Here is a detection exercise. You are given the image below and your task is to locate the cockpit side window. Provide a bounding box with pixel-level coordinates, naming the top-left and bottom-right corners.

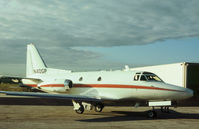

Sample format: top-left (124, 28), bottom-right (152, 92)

top-left (134, 73), bottom-right (141, 81)
top-left (143, 72), bottom-right (163, 82)
top-left (134, 72), bottom-right (163, 82)
top-left (140, 75), bottom-right (147, 81)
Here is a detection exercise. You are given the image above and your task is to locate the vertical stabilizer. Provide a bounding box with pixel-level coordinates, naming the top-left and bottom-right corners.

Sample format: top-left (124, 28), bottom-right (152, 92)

top-left (26, 43), bottom-right (47, 77)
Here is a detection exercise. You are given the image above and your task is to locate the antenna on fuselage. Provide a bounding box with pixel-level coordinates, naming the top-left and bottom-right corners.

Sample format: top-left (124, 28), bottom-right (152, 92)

top-left (124, 65), bottom-right (130, 71)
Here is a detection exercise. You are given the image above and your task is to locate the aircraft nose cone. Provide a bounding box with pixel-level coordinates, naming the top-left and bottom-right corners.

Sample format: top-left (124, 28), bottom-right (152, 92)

top-left (185, 88), bottom-right (194, 98)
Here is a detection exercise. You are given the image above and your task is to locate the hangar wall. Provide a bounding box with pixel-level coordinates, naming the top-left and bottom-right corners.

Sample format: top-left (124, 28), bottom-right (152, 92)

top-left (186, 63), bottom-right (199, 96)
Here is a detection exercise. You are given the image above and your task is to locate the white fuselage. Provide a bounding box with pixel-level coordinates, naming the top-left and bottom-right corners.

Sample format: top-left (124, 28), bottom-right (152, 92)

top-left (23, 68), bottom-right (193, 102)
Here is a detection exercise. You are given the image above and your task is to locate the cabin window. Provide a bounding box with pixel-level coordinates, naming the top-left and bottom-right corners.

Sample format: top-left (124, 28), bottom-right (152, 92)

top-left (79, 77), bottom-right (83, 81)
top-left (97, 77), bottom-right (102, 81)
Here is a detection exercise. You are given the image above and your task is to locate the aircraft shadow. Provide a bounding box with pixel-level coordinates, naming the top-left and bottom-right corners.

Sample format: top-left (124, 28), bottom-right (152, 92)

top-left (77, 109), bottom-right (199, 122)
top-left (0, 97), bottom-right (73, 106)
top-left (1, 97), bottom-right (199, 122)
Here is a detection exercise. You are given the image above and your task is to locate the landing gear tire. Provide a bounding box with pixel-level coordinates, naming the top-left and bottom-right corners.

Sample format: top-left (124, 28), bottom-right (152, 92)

top-left (75, 106), bottom-right (84, 114)
top-left (147, 110), bottom-right (157, 119)
top-left (95, 104), bottom-right (104, 112)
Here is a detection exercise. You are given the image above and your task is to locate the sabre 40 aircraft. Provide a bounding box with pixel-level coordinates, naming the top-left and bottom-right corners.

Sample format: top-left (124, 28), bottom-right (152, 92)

top-left (0, 44), bottom-right (193, 118)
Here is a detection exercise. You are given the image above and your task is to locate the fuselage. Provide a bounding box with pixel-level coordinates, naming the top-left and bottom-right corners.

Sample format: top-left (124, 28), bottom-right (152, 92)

top-left (23, 68), bottom-right (193, 102)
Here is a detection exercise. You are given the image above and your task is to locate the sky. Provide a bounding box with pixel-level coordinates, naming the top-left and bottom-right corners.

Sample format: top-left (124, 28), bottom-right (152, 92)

top-left (0, 0), bottom-right (199, 76)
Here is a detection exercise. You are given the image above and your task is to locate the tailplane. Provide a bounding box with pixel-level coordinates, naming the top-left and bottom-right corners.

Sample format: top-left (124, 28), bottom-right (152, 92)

top-left (26, 43), bottom-right (47, 77)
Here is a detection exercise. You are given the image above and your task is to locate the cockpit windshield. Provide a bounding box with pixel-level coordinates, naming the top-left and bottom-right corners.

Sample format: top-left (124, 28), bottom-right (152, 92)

top-left (134, 72), bottom-right (163, 82)
top-left (143, 72), bottom-right (163, 82)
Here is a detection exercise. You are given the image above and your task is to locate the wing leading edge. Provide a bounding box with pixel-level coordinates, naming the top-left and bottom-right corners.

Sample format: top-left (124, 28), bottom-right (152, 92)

top-left (0, 91), bottom-right (101, 102)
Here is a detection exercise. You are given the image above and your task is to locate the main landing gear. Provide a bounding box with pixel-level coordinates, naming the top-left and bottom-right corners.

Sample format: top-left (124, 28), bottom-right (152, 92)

top-left (75, 105), bottom-right (84, 114)
top-left (72, 100), bottom-right (104, 114)
top-left (94, 104), bottom-right (104, 112)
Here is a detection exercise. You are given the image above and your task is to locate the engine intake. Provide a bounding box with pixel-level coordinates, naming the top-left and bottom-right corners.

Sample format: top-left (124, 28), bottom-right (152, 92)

top-left (64, 79), bottom-right (73, 89)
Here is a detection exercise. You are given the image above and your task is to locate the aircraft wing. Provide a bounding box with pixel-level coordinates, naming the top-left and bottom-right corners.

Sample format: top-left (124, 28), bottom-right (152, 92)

top-left (0, 91), bottom-right (101, 102)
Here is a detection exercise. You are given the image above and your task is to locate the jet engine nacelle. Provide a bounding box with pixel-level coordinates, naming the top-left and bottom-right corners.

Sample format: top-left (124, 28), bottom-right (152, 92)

top-left (21, 78), bottom-right (73, 92)
top-left (37, 79), bottom-right (73, 92)
top-left (64, 79), bottom-right (73, 89)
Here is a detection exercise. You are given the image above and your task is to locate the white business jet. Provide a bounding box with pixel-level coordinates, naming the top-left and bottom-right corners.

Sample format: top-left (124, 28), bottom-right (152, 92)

top-left (0, 44), bottom-right (193, 118)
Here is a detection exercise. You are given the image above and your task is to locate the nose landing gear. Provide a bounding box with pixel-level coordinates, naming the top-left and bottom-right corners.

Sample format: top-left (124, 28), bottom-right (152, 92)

top-left (161, 106), bottom-right (170, 113)
top-left (147, 106), bottom-right (157, 118)
top-left (147, 110), bottom-right (157, 118)
top-left (147, 106), bottom-right (171, 118)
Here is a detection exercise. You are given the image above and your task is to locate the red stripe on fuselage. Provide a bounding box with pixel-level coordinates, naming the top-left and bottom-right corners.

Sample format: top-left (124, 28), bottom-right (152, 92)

top-left (74, 84), bottom-right (184, 92)
top-left (26, 84), bottom-right (65, 88)
top-left (40, 84), bottom-right (64, 87)
top-left (25, 84), bottom-right (184, 92)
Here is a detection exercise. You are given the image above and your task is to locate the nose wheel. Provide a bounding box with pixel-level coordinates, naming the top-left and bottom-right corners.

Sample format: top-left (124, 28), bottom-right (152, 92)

top-left (147, 110), bottom-right (157, 118)
top-left (147, 106), bottom-right (157, 118)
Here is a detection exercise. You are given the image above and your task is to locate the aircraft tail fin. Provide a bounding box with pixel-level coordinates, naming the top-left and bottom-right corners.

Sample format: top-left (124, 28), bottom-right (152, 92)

top-left (26, 43), bottom-right (47, 77)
